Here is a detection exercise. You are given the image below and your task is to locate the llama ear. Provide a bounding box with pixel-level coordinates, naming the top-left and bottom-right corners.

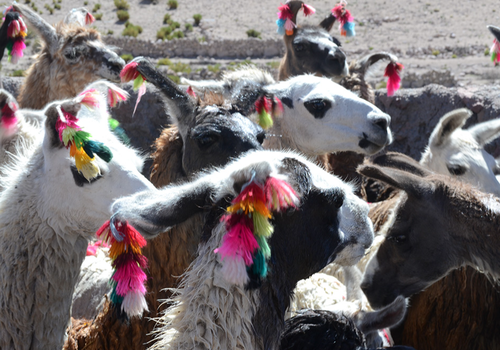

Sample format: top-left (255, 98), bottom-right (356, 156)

top-left (43, 100), bottom-right (82, 149)
top-left (0, 89), bottom-right (19, 111)
top-left (350, 52), bottom-right (398, 75)
top-left (468, 117), bottom-right (500, 146)
top-left (63, 7), bottom-right (91, 26)
top-left (285, 1), bottom-right (306, 35)
top-left (358, 164), bottom-right (432, 199)
top-left (319, 13), bottom-right (337, 32)
top-left (429, 108), bottom-right (472, 147)
top-left (355, 296), bottom-right (407, 335)
top-left (488, 25), bottom-right (500, 42)
top-left (371, 152), bottom-right (432, 177)
top-left (13, 3), bottom-right (59, 55)
top-left (132, 57), bottom-right (197, 131)
top-left (111, 176), bottom-right (216, 239)
top-left (180, 77), bottom-right (226, 95)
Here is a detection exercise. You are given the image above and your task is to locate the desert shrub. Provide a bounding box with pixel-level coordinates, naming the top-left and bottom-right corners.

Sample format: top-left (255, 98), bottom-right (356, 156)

top-left (207, 64), bottom-right (220, 74)
top-left (120, 54), bottom-right (134, 62)
top-left (168, 75), bottom-right (180, 84)
top-left (44, 4), bottom-right (54, 14)
top-left (157, 27), bottom-right (173, 40)
top-left (107, 29), bottom-right (114, 35)
top-left (432, 49), bottom-right (440, 56)
top-left (114, 0), bottom-right (130, 10)
top-left (168, 0), bottom-right (178, 9)
top-left (170, 61), bottom-right (191, 74)
top-left (92, 4), bottom-right (101, 12)
top-left (84, 1), bottom-right (88, 5)
top-left (246, 29), bottom-right (261, 39)
top-left (157, 58), bottom-right (172, 66)
top-left (12, 70), bottom-right (25, 77)
top-left (163, 14), bottom-right (171, 24)
top-left (122, 22), bottom-right (142, 37)
top-left (54, 4), bottom-right (61, 10)
top-left (117, 10), bottom-right (130, 22)
top-left (266, 61), bottom-right (280, 69)
top-left (185, 23), bottom-right (193, 32)
top-left (172, 30), bottom-right (184, 39)
top-left (24, 0), bottom-right (30, 3)
top-left (171, 21), bottom-right (180, 29)
top-left (94, 13), bottom-right (103, 20)
top-left (193, 14), bottom-right (202, 26)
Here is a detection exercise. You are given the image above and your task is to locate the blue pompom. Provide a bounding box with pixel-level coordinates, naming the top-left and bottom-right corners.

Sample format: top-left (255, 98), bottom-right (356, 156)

top-left (276, 19), bottom-right (286, 35)
top-left (343, 21), bottom-right (356, 37)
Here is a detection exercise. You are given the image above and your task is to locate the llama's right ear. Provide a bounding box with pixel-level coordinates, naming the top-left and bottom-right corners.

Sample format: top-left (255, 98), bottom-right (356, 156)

top-left (13, 3), bottom-right (58, 55)
top-left (132, 57), bottom-right (197, 132)
top-left (358, 164), bottom-right (432, 199)
top-left (319, 13), bottom-right (337, 32)
top-left (111, 177), bottom-right (216, 239)
top-left (43, 101), bottom-right (82, 149)
top-left (429, 108), bottom-right (472, 147)
top-left (488, 25), bottom-right (500, 42)
top-left (371, 152), bottom-right (433, 177)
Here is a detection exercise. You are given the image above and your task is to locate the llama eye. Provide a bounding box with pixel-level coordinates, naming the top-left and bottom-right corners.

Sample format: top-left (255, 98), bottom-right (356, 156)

top-left (393, 235), bottom-right (407, 244)
top-left (447, 164), bottom-right (466, 176)
top-left (294, 43), bottom-right (305, 52)
top-left (256, 132), bottom-right (266, 145)
top-left (64, 50), bottom-right (80, 60)
top-left (304, 99), bottom-right (332, 119)
top-left (194, 133), bottom-right (219, 149)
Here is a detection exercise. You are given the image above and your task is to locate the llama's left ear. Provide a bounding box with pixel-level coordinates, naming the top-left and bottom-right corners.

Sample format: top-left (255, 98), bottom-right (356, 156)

top-left (13, 3), bottom-right (58, 55)
top-left (468, 117), bottom-right (500, 146)
top-left (429, 108), bottom-right (472, 147)
top-left (488, 25), bottom-right (500, 42)
top-left (358, 164), bottom-right (432, 199)
top-left (371, 152), bottom-right (433, 177)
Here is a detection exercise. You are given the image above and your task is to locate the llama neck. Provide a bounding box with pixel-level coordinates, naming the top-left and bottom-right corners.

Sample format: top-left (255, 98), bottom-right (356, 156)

top-left (454, 192), bottom-right (500, 278)
top-left (263, 117), bottom-right (299, 152)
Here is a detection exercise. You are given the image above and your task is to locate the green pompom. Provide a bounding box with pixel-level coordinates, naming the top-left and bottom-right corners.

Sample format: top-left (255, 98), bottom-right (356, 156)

top-left (256, 235), bottom-right (271, 259)
top-left (108, 118), bottom-right (120, 130)
top-left (251, 250), bottom-right (268, 278)
top-left (84, 140), bottom-right (113, 162)
top-left (259, 111), bottom-right (273, 129)
top-left (73, 130), bottom-right (92, 148)
top-left (133, 74), bottom-right (144, 91)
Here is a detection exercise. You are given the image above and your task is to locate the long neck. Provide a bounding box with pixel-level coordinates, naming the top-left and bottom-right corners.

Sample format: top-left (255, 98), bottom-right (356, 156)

top-left (0, 203), bottom-right (87, 349)
top-left (453, 192), bottom-right (500, 278)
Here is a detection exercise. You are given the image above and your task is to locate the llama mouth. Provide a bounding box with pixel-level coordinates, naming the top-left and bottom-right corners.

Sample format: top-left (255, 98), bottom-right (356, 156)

top-left (358, 133), bottom-right (387, 154)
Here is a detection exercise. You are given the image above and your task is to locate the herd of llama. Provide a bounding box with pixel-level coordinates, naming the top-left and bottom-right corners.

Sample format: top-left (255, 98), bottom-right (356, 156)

top-left (0, 1), bottom-right (499, 350)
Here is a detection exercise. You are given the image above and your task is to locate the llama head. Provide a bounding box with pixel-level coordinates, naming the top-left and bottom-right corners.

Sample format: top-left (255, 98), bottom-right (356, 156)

top-left (358, 155), bottom-right (481, 308)
top-left (278, 1), bottom-right (348, 81)
top-left (131, 57), bottom-right (265, 174)
top-left (39, 87), bottom-right (153, 236)
top-left (264, 75), bottom-right (392, 156)
top-left (13, 3), bottom-right (124, 95)
top-left (488, 25), bottom-right (500, 42)
top-left (111, 150), bottom-right (373, 283)
top-left (420, 108), bottom-right (500, 196)
top-left (63, 7), bottom-right (94, 26)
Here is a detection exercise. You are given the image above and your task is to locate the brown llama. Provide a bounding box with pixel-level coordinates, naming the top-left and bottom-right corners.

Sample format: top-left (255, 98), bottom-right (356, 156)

top-left (64, 57), bottom-right (266, 350)
top-left (359, 153), bottom-right (500, 350)
top-left (12, 3), bottom-right (124, 109)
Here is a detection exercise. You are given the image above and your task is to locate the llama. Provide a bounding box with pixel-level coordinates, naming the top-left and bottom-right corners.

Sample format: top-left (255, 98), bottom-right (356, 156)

top-left (108, 149), bottom-right (374, 350)
top-left (11, 3), bottom-right (124, 109)
top-left (0, 84), bottom-right (154, 349)
top-left (420, 108), bottom-right (500, 196)
top-left (359, 156), bottom-right (500, 307)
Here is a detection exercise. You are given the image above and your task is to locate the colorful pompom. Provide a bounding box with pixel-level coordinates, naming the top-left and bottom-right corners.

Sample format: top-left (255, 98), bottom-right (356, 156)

top-left (85, 12), bottom-right (95, 25)
top-left (4, 10), bottom-right (27, 64)
top-left (276, 2), bottom-right (315, 36)
top-left (0, 101), bottom-right (18, 136)
top-left (332, 1), bottom-right (356, 37)
top-left (77, 89), bottom-right (100, 110)
top-left (186, 86), bottom-right (197, 98)
top-left (255, 96), bottom-right (274, 129)
top-left (120, 61), bottom-right (147, 116)
top-left (384, 62), bottom-right (404, 96)
top-left (96, 219), bottom-right (149, 317)
top-left (491, 39), bottom-right (500, 65)
top-left (214, 176), bottom-right (299, 286)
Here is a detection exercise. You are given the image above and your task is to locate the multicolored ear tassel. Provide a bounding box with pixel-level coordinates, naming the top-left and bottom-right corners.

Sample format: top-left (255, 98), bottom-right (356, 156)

top-left (276, 2), bottom-right (315, 36)
top-left (331, 0), bottom-right (355, 37)
top-left (96, 219), bottom-right (148, 317)
top-left (186, 86), bottom-right (197, 98)
top-left (0, 100), bottom-right (18, 136)
top-left (3, 7), bottom-right (27, 64)
top-left (384, 62), bottom-right (404, 96)
top-left (214, 176), bottom-right (299, 286)
top-left (55, 105), bottom-right (113, 181)
top-left (491, 39), bottom-right (500, 65)
top-left (255, 95), bottom-right (284, 129)
top-left (120, 61), bottom-right (147, 116)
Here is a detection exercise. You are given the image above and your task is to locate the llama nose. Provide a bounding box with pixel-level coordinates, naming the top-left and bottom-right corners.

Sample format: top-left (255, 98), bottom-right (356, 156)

top-left (327, 49), bottom-right (346, 65)
top-left (372, 115), bottom-right (389, 131)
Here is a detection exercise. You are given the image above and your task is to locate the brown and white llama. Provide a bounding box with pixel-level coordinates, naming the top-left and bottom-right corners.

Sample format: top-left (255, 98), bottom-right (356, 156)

top-left (11, 3), bottom-right (124, 109)
top-left (359, 154), bottom-right (500, 350)
top-left (109, 149), bottom-right (374, 350)
top-left (0, 88), bottom-right (154, 349)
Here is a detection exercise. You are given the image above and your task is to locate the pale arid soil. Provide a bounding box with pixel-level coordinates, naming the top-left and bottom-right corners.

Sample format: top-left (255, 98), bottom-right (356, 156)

top-left (1, 0), bottom-right (500, 86)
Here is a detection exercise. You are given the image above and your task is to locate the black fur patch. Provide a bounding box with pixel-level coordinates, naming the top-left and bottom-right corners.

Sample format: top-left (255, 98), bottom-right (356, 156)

top-left (70, 166), bottom-right (102, 187)
top-left (280, 97), bottom-right (294, 109)
top-left (280, 157), bottom-right (312, 195)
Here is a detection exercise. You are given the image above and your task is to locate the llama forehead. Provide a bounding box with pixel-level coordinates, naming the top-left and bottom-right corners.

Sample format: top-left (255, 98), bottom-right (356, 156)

top-left (298, 32), bottom-right (339, 53)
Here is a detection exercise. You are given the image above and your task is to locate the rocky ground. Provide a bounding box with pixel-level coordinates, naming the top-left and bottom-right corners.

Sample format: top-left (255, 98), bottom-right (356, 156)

top-left (1, 0), bottom-right (500, 87)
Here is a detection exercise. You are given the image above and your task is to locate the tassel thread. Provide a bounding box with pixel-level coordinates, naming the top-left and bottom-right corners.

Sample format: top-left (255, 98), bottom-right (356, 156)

top-left (331, 1), bottom-right (355, 37)
top-left (491, 39), bottom-right (500, 65)
top-left (384, 62), bottom-right (404, 96)
top-left (276, 2), bottom-right (315, 36)
top-left (120, 61), bottom-right (147, 116)
top-left (3, 8), bottom-right (28, 64)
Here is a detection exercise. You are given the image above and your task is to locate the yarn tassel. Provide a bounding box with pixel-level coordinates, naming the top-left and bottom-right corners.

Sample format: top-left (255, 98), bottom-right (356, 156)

top-left (10, 39), bottom-right (25, 64)
top-left (120, 62), bottom-right (147, 117)
top-left (302, 3), bottom-right (316, 16)
top-left (107, 84), bottom-right (129, 107)
top-left (109, 118), bottom-right (131, 145)
top-left (384, 62), bottom-right (404, 96)
top-left (83, 140), bottom-right (113, 162)
top-left (332, 1), bottom-right (356, 37)
top-left (491, 39), bottom-right (500, 64)
top-left (186, 86), bottom-right (196, 98)
top-left (255, 96), bottom-right (274, 129)
top-left (85, 12), bottom-right (95, 25)
top-left (6, 15), bottom-right (27, 64)
top-left (95, 219), bottom-right (149, 317)
top-left (1, 101), bottom-right (18, 135)
top-left (77, 88), bottom-right (100, 110)
top-left (215, 214), bottom-right (258, 266)
top-left (265, 177), bottom-right (299, 211)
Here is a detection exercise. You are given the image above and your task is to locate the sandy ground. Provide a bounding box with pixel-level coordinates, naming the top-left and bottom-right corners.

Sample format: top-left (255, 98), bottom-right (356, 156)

top-left (1, 0), bottom-right (500, 85)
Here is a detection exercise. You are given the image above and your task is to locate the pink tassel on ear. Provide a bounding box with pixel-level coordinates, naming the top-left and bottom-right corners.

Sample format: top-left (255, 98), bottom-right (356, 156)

top-left (302, 3), bottom-right (316, 16)
top-left (491, 39), bottom-right (500, 65)
top-left (107, 85), bottom-right (129, 107)
top-left (78, 88), bottom-right (100, 109)
top-left (10, 40), bottom-right (25, 64)
top-left (1, 101), bottom-right (18, 135)
top-left (215, 215), bottom-right (259, 266)
top-left (272, 97), bottom-right (284, 117)
top-left (384, 62), bottom-right (404, 96)
top-left (86, 240), bottom-right (110, 256)
top-left (265, 177), bottom-right (299, 211)
top-left (120, 62), bottom-right (140, 83)
top-left (85, 12), bottom-right (95, 25)
top-left (186, 86), bottom-right (196, 98)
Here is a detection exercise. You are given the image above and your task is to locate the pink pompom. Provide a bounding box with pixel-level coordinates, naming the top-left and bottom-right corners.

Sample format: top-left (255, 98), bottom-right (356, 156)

top-left (284, 18), bottom-right (296, 32)
top-left (186, 86), bottom-right (196, 98)
top-left (384, 62), bottom-right (404, 96)
top-left (215, 215), bottom-right (258, 266)
top-left (78, 88), bottom-right (100, 109)
top-left (113, 258), bottom-right (148, 296)
top-left (120, 61), bottom-right (140, 83)
top-left (1, 101), bottom-right (18, 135)
top-left (265, 177), bottom-right (299, 211)
top-left (85, 12), bottom-right (95, 25)
top-left (302, 3), bottom-right (316, 16)
top-left (10, 40), bottom-right (25, 64)
top-left (107, 84), bottom-right (129, 107)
